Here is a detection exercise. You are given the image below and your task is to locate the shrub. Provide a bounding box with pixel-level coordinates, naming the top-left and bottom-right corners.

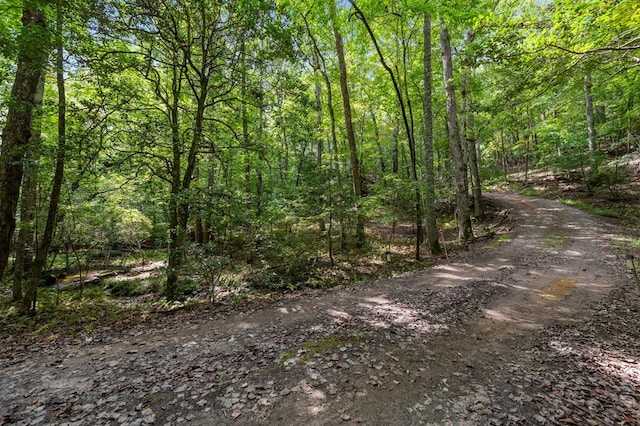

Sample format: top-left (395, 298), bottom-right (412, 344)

top-left (104, 278), bottom-right (154, 297)
top-left (177, 277), bottom-right (199, 296)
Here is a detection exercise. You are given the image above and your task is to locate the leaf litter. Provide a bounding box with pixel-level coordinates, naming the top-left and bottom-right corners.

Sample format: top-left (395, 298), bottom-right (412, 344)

top-left (1, 193), bottom-right (639, 425)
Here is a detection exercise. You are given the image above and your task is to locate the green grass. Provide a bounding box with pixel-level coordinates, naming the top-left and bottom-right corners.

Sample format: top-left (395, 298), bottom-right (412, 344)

top-left (120, 249), bottom-right (167, 268)
top-left (486, 232), bottom-right (514, 248)
top-left (519, 188), bottom-right (538, 197)
top-left (559, 198), bottom-right (619, 218)
top-left (613, 237), bottom-right (640, 252)
top-left (498, 232), bottom-right (515, 242)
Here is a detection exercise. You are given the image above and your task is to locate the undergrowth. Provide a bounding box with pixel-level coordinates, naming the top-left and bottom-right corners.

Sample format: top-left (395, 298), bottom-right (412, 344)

top-left (0, 199), bottom-right (567, 342)
top-left (0, 286), bottom-right (144, 338)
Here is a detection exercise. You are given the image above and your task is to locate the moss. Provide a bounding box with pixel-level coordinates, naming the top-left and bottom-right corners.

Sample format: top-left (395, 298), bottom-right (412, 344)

top-left (281, 332), bottom-right (363, 365)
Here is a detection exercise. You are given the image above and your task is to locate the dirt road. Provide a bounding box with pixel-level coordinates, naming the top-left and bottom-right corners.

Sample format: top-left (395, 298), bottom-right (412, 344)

top-left (1, 193), bottom-right (639, 425)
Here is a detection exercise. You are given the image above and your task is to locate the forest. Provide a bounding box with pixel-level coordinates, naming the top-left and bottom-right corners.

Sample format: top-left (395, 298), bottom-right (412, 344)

top-left (1, 0), bottom-right (639, 324)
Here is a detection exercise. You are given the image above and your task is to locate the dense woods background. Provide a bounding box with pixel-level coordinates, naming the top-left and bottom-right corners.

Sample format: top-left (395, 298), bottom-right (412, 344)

top-left (1, 0), bottom-right (639, 319)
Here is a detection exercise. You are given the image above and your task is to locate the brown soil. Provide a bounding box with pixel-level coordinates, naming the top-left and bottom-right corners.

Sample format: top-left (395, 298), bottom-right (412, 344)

top-left (1, 192), bottom-right (639, 425)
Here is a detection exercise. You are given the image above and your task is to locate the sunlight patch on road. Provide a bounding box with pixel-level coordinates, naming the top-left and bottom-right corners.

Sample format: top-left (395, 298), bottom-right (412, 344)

top-left (326, 308), bottom-right (352, 322)
top-left (431, 264), bottom-right (496, 284)
top-left (483, 308), bottom-right (542, 328)
top-left (357, 298), bottom-right (447, 333)
top-left (539, 278), bottom-right (576, 300)
top-left (549, 340), bottom-right (640, 386)
top-left (278, 305), bottom-right (306, 314)
top-left (598, 354), bottom-right (640, 384)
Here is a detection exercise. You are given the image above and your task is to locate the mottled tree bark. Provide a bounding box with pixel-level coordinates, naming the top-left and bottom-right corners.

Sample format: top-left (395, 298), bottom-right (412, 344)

top-left (23, 0), bottom-right (66, 314)
top-left (13, 73), bottom-right (45, 301)
top-left (0, 4), bottom-right (48, 282)
top-left (333, 21), bottom-right (365, 248)
top-left (422, 14), bottom-right (441, 255)
top-left (461, 30), bottom-right (483, 218)
top-left (584, 73), bottom-right (596, 155)
top-left (440, 23), bottom-right (473, 241)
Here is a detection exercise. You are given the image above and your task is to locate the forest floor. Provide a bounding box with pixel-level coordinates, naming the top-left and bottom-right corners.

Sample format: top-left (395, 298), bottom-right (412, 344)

top-left (2, 191), bottom-right (640, 425)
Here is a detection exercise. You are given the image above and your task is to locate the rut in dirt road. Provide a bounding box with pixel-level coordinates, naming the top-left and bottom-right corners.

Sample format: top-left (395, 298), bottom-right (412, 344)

top-left (1, 193), bottom-right (638, 426)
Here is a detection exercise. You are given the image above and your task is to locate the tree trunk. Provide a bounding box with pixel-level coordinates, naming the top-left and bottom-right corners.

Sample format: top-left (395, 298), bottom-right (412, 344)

top-left (584, 73), bottom-right (596, 155)
top-left (392, 122), bottom-right (399, 174)
top-left (165, 65), bottom-right (183, 301)
top-left (0, 5), bottom-right (48, 282)
top-left (280, 96), bottom-right (289, 182)
top-left (256, 103), bottom-right (265, 217)
top-left (370, 109), bottom-right (386, 174)
top-left (422, 13), bottom-right (441, 255)
top-left (203, 166), bottom-right (215, 245)
top-left (166, 191), bottom-right (182, 300)
top-left (461, 37), bottom-right (483, 218)
top-left (440, 23), bottom-right (472, 241)
top-left (241, 40), bottom-right (251, 194)
top-left (333, 20), bottom-right (365, 248)
top-left (314, 76), bottom-right (326, 232)
top-left (23, 1), bottom-right (65, 314)
top-left (194, 216), bottom-right (203, 244)
top-left (13, 73), bottom-right (45, 301)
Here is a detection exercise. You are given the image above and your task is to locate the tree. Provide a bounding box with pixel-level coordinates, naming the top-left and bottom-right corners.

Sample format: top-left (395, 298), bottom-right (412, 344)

top-left (23, 0), bottom-right (68, 314)
top-left (302, 9), bottom-right (348, 257)
top-left (461, 29), bottom-right (483, 218)
top-left (422, 12), bottom-right (441, 255)
top-left (12, 73), bottom-right (44, 301)
top-left (584, 72), bottom-right (596, 155)
top-left (332, 4), bottom-right (365, 248)
top-left (104, 0), bottom-right (274, 299)
top-left (440, 22), bottom-right (472, 241)
top-left (0, 2), bottom-right (49, 281)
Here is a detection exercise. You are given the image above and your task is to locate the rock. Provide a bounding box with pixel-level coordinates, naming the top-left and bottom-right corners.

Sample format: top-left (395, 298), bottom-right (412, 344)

top-left (280, 388), bottom-right (291, 396)
top-left (328, 383), bottom-right (338, 395)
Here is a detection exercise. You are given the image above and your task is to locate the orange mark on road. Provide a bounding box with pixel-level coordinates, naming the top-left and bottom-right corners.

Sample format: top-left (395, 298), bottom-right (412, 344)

top-left (539, 278), bottom-right (577, 300)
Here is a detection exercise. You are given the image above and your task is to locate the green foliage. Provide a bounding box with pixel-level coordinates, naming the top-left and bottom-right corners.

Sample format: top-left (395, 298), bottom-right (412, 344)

top-left (0, 286), bottom-right (135, 337)
top-left (114, 208), bottom-right (153, 248)
top-left (244, 228), bottom-right (321, 291)
top-left (3, 0), bottom-right (638, 322)
top-left (177, 278), bottom-right (199, 297)
top-left (184, 243), bottom-right (242, 302)
top-left (58, 198), bottom-right (153, 251)
top-left (104, 277), bottom-right (160, 297)
top-left (613, 237), bottom-right (640, 252)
